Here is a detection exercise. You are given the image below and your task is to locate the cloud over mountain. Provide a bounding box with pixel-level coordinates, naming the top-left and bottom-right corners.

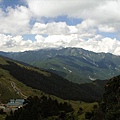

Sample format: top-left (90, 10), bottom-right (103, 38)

top-left (1, 33), bottom-right (120, 55)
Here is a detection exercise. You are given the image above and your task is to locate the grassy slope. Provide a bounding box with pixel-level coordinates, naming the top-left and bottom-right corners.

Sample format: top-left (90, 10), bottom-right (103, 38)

top-left (0, 115), bottom-right (6, 120)
top-left (0, 56), bottom-right (45, 102)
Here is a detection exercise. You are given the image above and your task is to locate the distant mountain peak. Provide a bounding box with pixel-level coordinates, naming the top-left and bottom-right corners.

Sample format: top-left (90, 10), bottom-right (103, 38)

top-left (0, 47), bottom-right (120, 84)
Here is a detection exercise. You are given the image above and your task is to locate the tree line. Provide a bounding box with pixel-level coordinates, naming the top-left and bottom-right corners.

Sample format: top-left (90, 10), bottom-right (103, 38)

top-left (5, 95), bottom-right (75, 120)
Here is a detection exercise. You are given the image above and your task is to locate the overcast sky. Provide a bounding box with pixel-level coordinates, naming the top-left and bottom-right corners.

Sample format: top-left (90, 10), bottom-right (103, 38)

top-left (0, 0), bottom-right (120, 55)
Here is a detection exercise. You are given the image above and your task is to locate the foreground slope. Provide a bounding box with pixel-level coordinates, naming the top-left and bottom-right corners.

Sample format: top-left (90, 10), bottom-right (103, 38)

top-left (0, 56), bottom-right (107, 102)
top-left (90, 75), bottom-right (120, 120)
top-left (101, 75), bottom-right (120, 120)
top-left (1, 47), bottom-right (120, 84)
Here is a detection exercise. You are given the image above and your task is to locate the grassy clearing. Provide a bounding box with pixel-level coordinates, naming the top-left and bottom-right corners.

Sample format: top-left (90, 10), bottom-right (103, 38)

top-left (0, 57), bottom-right (9, 65)
top-left (69, 100), bottom-right (98, 120)
top-left (0, 115), bottom-right (6, 120)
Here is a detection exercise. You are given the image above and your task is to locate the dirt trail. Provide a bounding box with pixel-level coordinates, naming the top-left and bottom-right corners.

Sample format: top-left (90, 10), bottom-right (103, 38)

top-left (11, 82), bottom-right (27, 98)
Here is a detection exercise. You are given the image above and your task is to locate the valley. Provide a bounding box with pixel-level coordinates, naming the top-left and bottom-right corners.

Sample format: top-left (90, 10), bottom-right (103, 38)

top-left (0, 55), bottom-right (107, 102)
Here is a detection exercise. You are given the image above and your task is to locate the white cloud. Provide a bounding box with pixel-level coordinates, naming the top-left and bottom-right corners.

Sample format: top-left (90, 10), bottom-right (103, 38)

top-left (35, 34), bottom-right (45, 43)
top-left (0, 0), bottom-right (120, 35)
top-left (0, 34), bottom-right (33, 52)
top-left (79, 37), bottom-right (119, 54)
top-left (68, 26), bottom-right (78, 34)
top-left (0, 6), bottom-right (31, 35)
top-left (82, 0), bottom-right (120, 31)
top-left (76, 19), bottom-right (97, 38)
top-left (34, 34), bottom-right (120, 55)
top-left (26, 0), bottom-right (101, 18)
top-left (98, 25), bottom-right (116, 33)
top-left (31, 22), bottom-right (69, 35)
top-left (26, 0), bottom-right (120, 33)
top-left (76, 19), bottom-right (96, 30)
top-left (1, 33), bottom-right (120, 55)
top-left (26, 0), bottom-right (120, 21)
top-left (31, 20), bottom-right (97, 38)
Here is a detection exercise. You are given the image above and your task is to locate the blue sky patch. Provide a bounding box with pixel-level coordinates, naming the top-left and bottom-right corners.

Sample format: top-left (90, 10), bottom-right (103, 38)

top-left (0, 0), bottom-right (26, 9)
top-left (40, 16), bottom-right (83, 26)
top-left (23, 34), bottom-right (36, 41)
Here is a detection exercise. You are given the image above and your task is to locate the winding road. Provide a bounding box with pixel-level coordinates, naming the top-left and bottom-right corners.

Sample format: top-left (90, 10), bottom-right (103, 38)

top-left (11, 82), bottom-right (27, 98)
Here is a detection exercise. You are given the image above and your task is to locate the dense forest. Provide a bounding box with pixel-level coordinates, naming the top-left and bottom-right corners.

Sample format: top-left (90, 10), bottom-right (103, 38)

top-left (100, 76), bottom-right (120, 120)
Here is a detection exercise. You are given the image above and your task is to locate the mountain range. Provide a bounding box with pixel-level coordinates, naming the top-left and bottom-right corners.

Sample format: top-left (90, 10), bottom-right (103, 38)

top-left (1, 47), bottom-right (120, 84)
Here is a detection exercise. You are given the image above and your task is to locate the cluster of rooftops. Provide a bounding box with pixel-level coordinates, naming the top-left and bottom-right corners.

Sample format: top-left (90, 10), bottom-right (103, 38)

top-left (6, 99), bottom-right (24, 108)
top-left (0, 99), bottom-right (25, 112)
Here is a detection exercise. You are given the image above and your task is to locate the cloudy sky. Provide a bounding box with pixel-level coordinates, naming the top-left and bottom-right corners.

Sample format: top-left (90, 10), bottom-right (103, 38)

top-left (0, 0), bottom-right (120, 55)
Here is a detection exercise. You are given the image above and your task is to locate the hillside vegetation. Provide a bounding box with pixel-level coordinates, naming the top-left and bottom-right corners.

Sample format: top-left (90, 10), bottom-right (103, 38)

top-left (0, 55), bottom-right (119, 120)
top-left (82, 76), bottom-right (120, 120)
top-left (1, 72), bottom-right (119, 120)
top-left (5, 95), bottom-right (74, 120)
top-left (100, 76), bottom-right (120, 120)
